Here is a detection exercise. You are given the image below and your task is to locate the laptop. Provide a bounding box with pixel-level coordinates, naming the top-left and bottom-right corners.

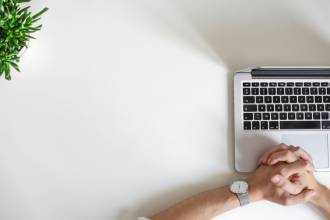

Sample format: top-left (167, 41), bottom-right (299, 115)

top-left (234, 67), bottom-right (330, 172)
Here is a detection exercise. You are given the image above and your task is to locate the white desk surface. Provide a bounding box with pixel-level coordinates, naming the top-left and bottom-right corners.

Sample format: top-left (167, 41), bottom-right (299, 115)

top-left (1, 0), bottom-right (330, 219)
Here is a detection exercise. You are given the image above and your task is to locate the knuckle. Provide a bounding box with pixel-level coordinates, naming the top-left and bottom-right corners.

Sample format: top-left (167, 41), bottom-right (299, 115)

top-left (284, 150), bottom-right (291, 157)
top-left (279, 143), bottom-right (288, 149)
top-left (279, 167), bottom-right (287, 175)
top-left (301, 160), bottom-right (309, 168)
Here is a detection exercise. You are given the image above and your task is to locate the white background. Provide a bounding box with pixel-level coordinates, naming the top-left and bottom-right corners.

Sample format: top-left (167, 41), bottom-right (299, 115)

top-left (1, 0), bottom-right (330, 219)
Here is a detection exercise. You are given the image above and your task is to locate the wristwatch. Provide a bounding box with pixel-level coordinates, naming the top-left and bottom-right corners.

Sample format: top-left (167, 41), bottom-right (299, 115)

top-left (229, 179), bottom-right (250, 206)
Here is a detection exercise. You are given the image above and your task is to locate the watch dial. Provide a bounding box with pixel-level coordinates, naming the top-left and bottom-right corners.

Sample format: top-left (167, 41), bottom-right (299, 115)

top-left (230, 181), bottom-right (248, 193)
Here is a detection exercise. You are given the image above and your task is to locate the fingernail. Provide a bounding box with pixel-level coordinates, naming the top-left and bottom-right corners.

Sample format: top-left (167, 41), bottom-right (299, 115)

top-left (271, 175), bottom-right (281, 183)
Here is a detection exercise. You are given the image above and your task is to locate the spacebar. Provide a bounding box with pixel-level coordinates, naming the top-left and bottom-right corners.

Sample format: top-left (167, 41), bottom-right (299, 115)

top-left (280, 121), bottom-right (320, 129)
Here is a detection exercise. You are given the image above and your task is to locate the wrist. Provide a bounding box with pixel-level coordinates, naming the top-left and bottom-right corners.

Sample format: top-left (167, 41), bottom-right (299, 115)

top-left (310, 183), bottom-right (328, 206)
top-left (247, 175), bottom-right (264, 202)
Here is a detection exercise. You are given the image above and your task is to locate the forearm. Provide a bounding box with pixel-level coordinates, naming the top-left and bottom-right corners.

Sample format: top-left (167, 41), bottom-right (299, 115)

top-left (149, 186), bottom-right (239, 220)
top-left (311, 184), bottom-right (330, 218)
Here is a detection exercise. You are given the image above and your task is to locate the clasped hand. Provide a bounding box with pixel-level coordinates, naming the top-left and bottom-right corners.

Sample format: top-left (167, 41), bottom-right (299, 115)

top-left (248, 144), bottom-right (320, 206)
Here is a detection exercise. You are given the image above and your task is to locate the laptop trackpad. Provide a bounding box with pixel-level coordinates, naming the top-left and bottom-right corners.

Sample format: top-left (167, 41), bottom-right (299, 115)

top-left (281, 134), bottom-right (329, 169)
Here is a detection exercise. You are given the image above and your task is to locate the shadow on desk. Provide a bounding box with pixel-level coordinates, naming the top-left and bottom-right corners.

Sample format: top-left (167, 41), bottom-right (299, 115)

top-left (118, 0), bottom-right (330, 219)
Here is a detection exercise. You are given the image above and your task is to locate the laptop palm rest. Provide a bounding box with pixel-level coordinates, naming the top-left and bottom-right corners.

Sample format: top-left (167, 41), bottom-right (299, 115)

top-left (281, 134), bottom-right (329, 169)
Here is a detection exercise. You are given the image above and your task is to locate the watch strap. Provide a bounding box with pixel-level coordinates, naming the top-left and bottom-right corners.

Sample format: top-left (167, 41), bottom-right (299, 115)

top-left (237, 192), bottom-right (250, 206)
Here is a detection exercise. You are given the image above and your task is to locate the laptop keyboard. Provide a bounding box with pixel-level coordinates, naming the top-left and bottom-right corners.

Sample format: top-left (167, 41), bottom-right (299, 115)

top-left (242, 81), bottom-right (330, 130)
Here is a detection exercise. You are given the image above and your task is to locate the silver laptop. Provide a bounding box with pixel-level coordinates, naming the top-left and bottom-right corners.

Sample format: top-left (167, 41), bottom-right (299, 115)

top-left (234, 67), bottom-right (330, 172)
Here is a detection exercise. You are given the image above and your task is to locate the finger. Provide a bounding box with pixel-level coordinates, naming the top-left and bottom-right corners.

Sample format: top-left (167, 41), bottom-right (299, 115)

top-left (282, 189), bottom-right (316, 206)
top-left (258, 143), bottom-right (288, 165)
top-left (267, 147), bottom-right (315, 170)
top-left (290, 146), bottom-right (314, 166)
top-left (277, 159), bottom-right (314, 178)
top-left (271, 174), bottom-right (304, 195)
top-left (267, 149), bottom-right (299, 165)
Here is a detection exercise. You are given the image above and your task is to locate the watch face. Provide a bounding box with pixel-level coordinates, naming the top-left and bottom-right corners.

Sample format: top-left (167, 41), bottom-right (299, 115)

top-left (230, 180), bottom-right (248, 194)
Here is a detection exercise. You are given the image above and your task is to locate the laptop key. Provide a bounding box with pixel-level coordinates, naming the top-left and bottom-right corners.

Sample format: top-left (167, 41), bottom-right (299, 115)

top-left (243, 105), bottom-right (257, 112)
top-left (243, 88), bottom-right (250, 95)
top-left (292, 104), bottom-right (299, 111)
top-left (298, 96), bottom-right (305, 103)
top-left (294, 88), bottom-right (301, 95)
top-left (263, 113), bottom-right (270, 120)
top-left (258, 104), bottom-right (266, 112)
top-left (268, 88), bottom-right (276, 95)
top-left (260, 82), bottom-right (268, 87)
top-left (252, 88), bottom-right (259, 95)
top-left (244, 121), bottom-right (251, 130)
top-left (278, 82), bottom-right (285, 86)
top-left (304, 82), bottom-right (311, 86)
top-left (319, 88), bottom-right (326, 95)
top-left (254, 113), bottom-right (261, 120)
top-left (243, 96), bottom-right (255, 103)
top-left (269, 121), bottom-right (279, 129)
top-left (296, 112), bottom-right (304, 120)
top-left (260, 88), bottom-right (267, 95)
top-left (323, 96), bottom-right (330, 103)
top-left (290, 96), bottom-right (297, 103)
top-left (256, 96), bottom-right (263, 103)
top-left (288, 113), bottom-right (295, 120)
top-left (295, 82), bottom-right (303, 87)
top-left (315, 96), bottom-right (322, 103)
top-left (280, 121), bottom-right (320, 129)
top-left (327, 88), bottom-right (330, 94)
top-left (269, 82), bottom-right (277, 87)
top-left (267, 104), bottom-right (274, 112)
top-left (287, 82), bottom-right (294, 86)
top-left (306, 96), bottom-right (314, 103)
top-left (275, 104), bottom-right (282, 111)
top-left (309, 104), bottom-right (316, 111)
top-left (273, 96), bottom-right (280, 103)
top-left (252, 82), bottom-right (259, 87)
top-left (302, 88), bottom-right (309, 95)
top-left (280, 113), bottom-right (287, 120)
top-left (244, 113), bottom-right (253, 120)
top-left (281, 96), bottom-right (289, 103)
top-left (317, 104), bottom-right (324, 111)
top-left (311, 88), bottom-right (318, 95)
top-left (322, 121), bottom-right (330, 129)
top-left (243, 82), bottom-right (251, 87)
top-left (284, 104), bottom-right (291, 111)
top-left (313, 112), bottom-right (320, 119)
top-left (321, 82), bottom-right (328, 87)
top-left (285, 88), bottom-right (293, 95)
top-left (322, 112), bottom-right (329, 120)
top-left (271, 113), bottom-right (278, 120)
top-left (313, 82), bottom-right (320, 86)
top-left (277, 88), bottom-right (284, 95)
top-left (305, 112), bottom-right (312, 120)
top-left (301, 104), bottom-right (308, 111)
top-left (261, 121), bottom-right (268, 129)
top-left (326, 104), bottom-right (330, 111)
top-left (252, 121), bottom-right (260, 130)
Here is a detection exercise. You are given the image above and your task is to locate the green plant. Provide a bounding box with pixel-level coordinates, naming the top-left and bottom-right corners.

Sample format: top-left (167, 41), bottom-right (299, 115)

top-left (0, 0), bottom-right (48, 80)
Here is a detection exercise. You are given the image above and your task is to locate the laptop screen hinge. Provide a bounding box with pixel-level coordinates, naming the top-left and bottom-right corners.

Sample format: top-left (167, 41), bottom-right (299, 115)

top-left (251, 68), bottom-right (330, 78)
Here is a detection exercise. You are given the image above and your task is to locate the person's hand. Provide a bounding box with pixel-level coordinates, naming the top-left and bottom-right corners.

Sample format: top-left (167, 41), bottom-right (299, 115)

top-left (258, 143), bottom-right (313, 166)
top-left (257, 144), bottom-right (323, 205)
top-left (247, 162), bottom-right (316, 205)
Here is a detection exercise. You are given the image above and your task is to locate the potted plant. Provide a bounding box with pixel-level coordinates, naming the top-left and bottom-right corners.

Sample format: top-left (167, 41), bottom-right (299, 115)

top-left (0, 0), bottom-right (48, 80)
